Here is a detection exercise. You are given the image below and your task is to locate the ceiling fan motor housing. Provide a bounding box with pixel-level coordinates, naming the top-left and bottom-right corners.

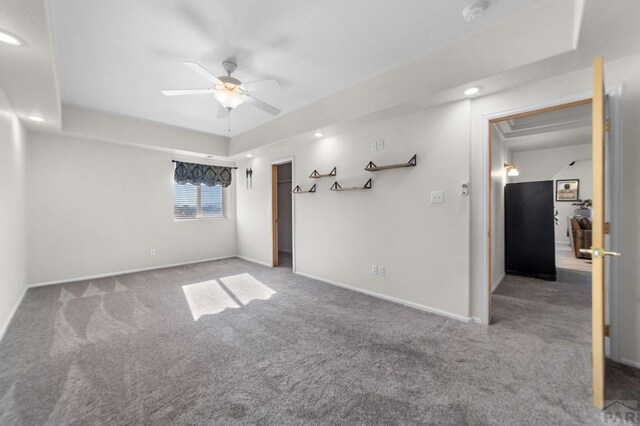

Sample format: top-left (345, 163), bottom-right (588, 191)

top-left (222, 60), bottom-right (238, 75)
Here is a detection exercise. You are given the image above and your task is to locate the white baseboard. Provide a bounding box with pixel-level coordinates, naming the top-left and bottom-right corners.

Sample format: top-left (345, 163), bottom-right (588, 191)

top-left (27, 255), bottom-right (236, 288)
top-left (471, 317), bottom-right (483, 324)
top-left (236, 256), bottom-right (273, 268)
top-left (295, 271), bottom-right (471, 323)
top-left (620, 358), bottom-right (640, 370)
top-left (0, 285), bottom-right (29, 342)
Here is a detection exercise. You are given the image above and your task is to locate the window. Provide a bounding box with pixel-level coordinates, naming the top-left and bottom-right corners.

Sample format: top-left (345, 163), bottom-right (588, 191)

top-left (174, 182), bottom-right (223, 219)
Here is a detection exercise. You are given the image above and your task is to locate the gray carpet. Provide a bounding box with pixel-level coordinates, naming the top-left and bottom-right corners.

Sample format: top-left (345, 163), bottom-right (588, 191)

top-left (0, 260), bottom-right (638, 424)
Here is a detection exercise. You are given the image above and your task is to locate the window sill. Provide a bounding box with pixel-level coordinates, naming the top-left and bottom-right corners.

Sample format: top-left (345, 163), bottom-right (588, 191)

top-left (173, 216), bottom-right (227, 222)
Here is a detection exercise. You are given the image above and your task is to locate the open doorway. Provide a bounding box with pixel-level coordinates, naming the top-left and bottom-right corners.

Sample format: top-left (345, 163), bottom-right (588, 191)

top-left (492, 100), bottom-right (594, 282)
top-left (484, 82), bottom-right (626, 408)
top-left (271, 161), bottom-right (293, 269)
top-left (488, 99), bottom-right (595, 328)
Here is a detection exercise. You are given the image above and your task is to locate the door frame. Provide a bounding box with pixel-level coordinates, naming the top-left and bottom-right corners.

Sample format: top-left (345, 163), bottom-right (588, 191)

top-left (270, 156), bottom-right (296, 271)
top-left (481, 86), bottom-right (623, 362)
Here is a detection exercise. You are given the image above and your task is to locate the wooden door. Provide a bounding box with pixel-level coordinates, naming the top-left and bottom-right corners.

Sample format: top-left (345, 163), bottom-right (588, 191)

top-left (583, 56), bottom-right (620, 409)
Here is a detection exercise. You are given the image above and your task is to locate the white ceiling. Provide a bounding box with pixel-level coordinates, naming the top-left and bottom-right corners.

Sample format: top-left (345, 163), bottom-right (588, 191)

top-left (496, 103), bottom-right (592, 152)
top-left (51, 0), bottom-right (546, 137)
top-left (0, 0), bottom-right (60, 132)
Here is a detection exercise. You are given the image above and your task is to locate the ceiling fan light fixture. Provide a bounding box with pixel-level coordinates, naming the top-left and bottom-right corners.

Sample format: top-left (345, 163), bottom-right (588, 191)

top-left (213, 90), bottom-right (244, 110)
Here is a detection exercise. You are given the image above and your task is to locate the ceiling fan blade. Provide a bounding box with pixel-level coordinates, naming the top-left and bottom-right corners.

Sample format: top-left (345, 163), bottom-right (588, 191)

top-left (216, 105), bottom-right (230, 119)
top-left (241, 79), bottom-right (281, 92)
top-left (182, 61), bottom-right (223, 85)
top-left (242, 94), bottom-right (281, 116)
top-left (161, 89), bottom-right (213, 96)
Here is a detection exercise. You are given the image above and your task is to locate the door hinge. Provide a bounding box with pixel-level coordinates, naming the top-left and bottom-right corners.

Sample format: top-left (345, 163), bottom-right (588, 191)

top-left (604, 222), bottom-right (611, 234)
top-left (605, 118), bottom-right (611, 132)
top-left (604, 324), bottom-right (610, 337)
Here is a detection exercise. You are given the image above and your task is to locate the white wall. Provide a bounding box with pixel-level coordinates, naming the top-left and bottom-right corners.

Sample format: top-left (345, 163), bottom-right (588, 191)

top-left (62, 105), bottom-right (230, 158)
top-left (236, 101), bottom-right (471, 320)
top-left (511, 144), bottom-right (593, 244)
top-left (0, 87), bottom-right (27, 339)
top-left (551, 158), bottom-right (592, 243)
top-left (25, 133), bottom-right (237, 284)
top-left (277, 163), bottom-right (293, 254)
top-left (470, 53), bottom-right (640, 366)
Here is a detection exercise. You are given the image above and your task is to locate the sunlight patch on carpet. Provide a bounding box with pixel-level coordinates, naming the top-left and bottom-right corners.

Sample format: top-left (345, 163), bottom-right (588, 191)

top-left (219, 273), bottom-right (276, 305)
top-left (182, 280), bottom-right (240, 320)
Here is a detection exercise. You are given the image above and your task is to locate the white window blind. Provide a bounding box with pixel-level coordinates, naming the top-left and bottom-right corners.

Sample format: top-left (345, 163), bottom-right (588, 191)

top-left (174, 182), bottom-right (223, 219)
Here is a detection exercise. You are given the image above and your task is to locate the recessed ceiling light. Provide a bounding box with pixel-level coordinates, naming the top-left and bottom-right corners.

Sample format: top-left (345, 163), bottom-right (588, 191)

top-left (464, 87), bottom-right (481, 96)
top-left (314, 131), bottom-right (324, 138)
top-left (246, 153), bottom-right (253, 158)
top-left (0, 30), bottom-right (23, 46)
top-left (28, 115), bottom-right (46, 122)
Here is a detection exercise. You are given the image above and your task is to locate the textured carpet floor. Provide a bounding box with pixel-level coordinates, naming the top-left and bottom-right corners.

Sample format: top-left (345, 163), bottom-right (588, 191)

top-left (0, 260), bottom-right (638, 425)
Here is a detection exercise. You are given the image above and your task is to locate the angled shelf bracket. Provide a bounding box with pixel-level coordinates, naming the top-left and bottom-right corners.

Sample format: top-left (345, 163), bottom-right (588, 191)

top-left (365, 154), bottom-right (417, 172)
top-left (309, 167), bottom-right (337, 179)
top-left (292, 184), bottom-right (316, 194)
top-left (330, 178), bottom-right (372, 191)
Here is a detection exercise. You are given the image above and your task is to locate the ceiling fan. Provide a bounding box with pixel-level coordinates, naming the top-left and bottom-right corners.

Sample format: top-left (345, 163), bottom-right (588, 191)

top-left (161, 60), bottom-right (281, 131)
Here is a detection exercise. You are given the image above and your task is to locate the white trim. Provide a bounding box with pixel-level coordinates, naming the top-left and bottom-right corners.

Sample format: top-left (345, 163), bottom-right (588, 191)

top-left (0, 285), bottom-right (29, 342)
top-left (295, 271), bottom-right (472, 323)
top-left (605, 84), bottom-right (623, 363)
top-left (27, 255), bottom-right (236, 288)
top-left (270, 156), bottom-right (296, 272)
top-left (620, 358), bottom-right (640, 370)
top-left (471, 317), bottom-right (483, 324)
top-left (236, 256), bottom-right (273, 268)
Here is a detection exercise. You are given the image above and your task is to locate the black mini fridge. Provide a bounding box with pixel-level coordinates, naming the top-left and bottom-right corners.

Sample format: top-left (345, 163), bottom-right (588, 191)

top-left (504, 181), bottom-right (557, 281)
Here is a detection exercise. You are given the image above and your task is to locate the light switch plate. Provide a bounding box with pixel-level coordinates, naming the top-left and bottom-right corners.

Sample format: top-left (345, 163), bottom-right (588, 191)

top-left (378, 265), bottom-right (385, 276)
top-left (430, 191), bottom-right (444, 204)
top-left (376, 139), bottom-right (385, 151)
top-left (371, 265), bottom-right (378, 275)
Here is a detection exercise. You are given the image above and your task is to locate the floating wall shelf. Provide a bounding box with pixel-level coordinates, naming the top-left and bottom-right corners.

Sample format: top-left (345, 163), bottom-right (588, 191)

top-left (309, 167), bottom-right (337, 178)
top-left (365, 154), bottom-right (417, 172)
top-left (330, 178), bottom-right (372, 191)
top-left (292, 184), bottom-right (316, 194)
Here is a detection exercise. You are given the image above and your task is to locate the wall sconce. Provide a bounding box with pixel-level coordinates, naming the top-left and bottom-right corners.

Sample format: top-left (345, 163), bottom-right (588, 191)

top-left (504, 163), bottom-right (520, 177)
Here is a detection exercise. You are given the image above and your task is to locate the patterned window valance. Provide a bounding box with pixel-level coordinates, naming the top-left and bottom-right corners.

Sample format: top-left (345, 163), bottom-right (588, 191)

top-left (173, 161), bottom-right (233, 188)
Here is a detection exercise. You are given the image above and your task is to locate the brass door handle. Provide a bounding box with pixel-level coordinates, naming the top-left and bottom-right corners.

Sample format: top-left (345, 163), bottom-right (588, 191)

top-left (579, 248), bottom-right (621, 258)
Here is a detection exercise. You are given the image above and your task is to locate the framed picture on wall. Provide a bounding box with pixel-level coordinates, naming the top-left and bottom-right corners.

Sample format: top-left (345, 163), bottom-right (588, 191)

top-left (556, 179), bottom-right (579, 201)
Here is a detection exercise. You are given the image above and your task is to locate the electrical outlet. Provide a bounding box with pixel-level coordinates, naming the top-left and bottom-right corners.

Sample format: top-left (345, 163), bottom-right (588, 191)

top-left (150, 249), bottom-right (156, 256)
top-left (430, 191), bottom-right (444, 204)
top-left (371, 265), bottom-right (379, 275)
top-left (378, 265), bottom-right (385, 276)
top-left (376, 139), bottom-right (385, 151)
top-left (461, 182), bottom-right (470, 196)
